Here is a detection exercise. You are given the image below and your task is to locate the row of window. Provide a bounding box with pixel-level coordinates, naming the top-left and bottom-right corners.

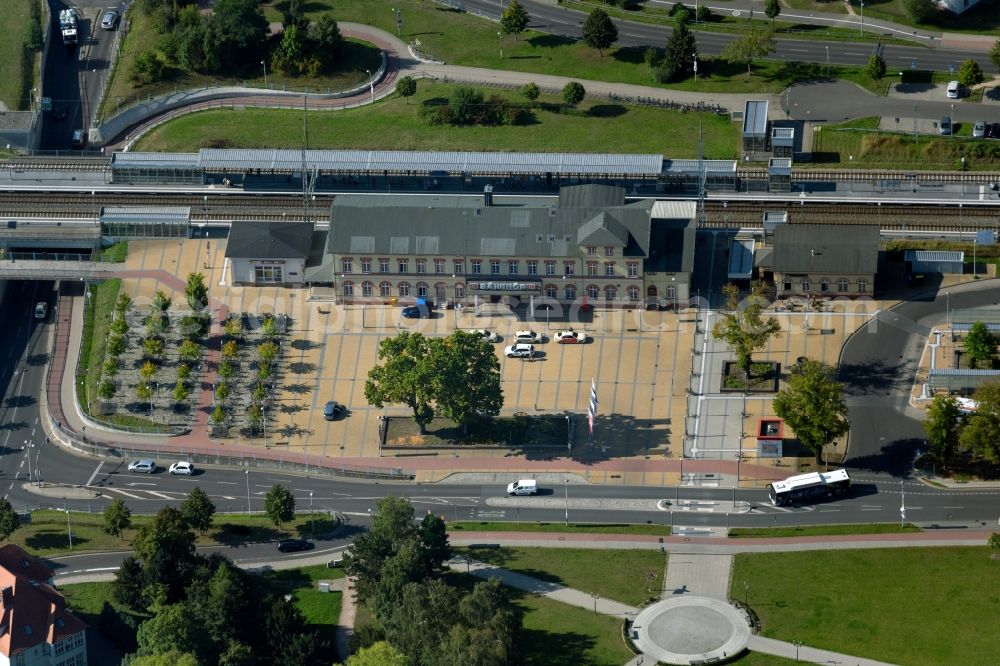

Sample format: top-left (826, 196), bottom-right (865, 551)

top-left (339, 257), bottom-right (641, 278)
top-left (341, 281), bottom-right (671, 301)
top-left (782, 278), bottom-right (869, 292)
top-left (54, 653), bottom-right (86, 666)
top-left (53, 631), bottom-right (85, 656)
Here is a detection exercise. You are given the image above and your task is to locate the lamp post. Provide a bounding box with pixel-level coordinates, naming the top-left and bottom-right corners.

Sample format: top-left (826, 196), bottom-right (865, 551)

top-left (564, 478), bottom-right (569, 525)
top-left (245, 470), bottom-right (251, 515)
top-left (365, 70), bottom-right (374, 104)
top-left (309, 490), bottom-right (315, 537)
top-left (692, 53), bottom-right (698, 82)
top-left (65, 507), bottom-right (72, 550)
top-left (261, 60), bottom-right (267, 87)
top-left (263, 405), bottom-right (268, 449)
top-left (825, 45), bottom-right (829, 76)
top-left (743, 580), bottom-right (749, 607)
top-left (859, 0), bottom-right (864, 36)
top-left (590, 592), bottom-right (599, 613)
top-left (24, 441), bottom-right (32, 484)
top-left (498, 31), bottom-right (503, 59)
top-left (793, 640), bottom-right (802, 661)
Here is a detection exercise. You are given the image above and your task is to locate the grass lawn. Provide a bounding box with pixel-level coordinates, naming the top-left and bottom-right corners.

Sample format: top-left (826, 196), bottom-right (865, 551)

top-left (444, 572), bottom-right (634, 665)
top-left (862, 0), bottom-right (1000, 36)
top-left (453, 546), bottom-right (665, 607)
top-left (731, 547), bottom-right (1000, 665)
top-left (729, 523), bottom-right (921, 538)
top-left (449, 522), bottom-right (670, 536)
top-left (811, 116), bottom-right (1000, 170)
top-left (258, 564), bottom-right (343, 646)
top-left (0, 0), bottom-right (36, 111)
top-left (99, 6), bottom-right (382, 120)
top-left (78, 279), bottom-right (121, 419)
top-left (134, 82), bottom-right (739, 155)
top-left (13, 510), bottom-right (336, 557)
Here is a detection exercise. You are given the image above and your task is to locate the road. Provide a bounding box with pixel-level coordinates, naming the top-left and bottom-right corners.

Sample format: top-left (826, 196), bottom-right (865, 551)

top-left (40, 0), bottom-right (121, 151)
top-left (463, 0), bottom-right (999, 74)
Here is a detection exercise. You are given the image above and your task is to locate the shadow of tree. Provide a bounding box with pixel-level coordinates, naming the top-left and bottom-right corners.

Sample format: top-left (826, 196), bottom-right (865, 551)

top-left (4, 396), bottom-right (37, 408)
top-left (289, 362), bottom-right (317, 374)
top-left (285, 383), bottom-right (313, 395)
top-left (587, 104), bottom-right (628, 118)
top-left (290, 339), bottom-right (321, 351)
top-left (27, 531), bottom-right (87, 551)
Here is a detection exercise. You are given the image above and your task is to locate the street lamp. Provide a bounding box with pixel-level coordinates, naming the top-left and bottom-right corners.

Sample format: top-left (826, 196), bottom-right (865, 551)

top-left (564, 478), bottom-right (569, 525)
top-left (309, 491), bottom-right (315, 537)
top-left (365, 69), bottom-right (374, 104)
top-left (825, 45), bottom-right (829, 75)
top-left (692, 53), bottom-right (698, 82)
top-left (590, 592), bottom-right (599, 613)
top-left (859, 0), bottom-right (865, 36)
top-left (263, 405), bottom-right (268, 449)
top-left (743, 580), bottom-right (749, 607)
top-left (245, 470), bottom-right (251, 515)
top-left (498, 31), bottom-right (503, 59)
top-left (793, 640), bottom-right (802, 661)
top-left (261, 60), bottom-right (267, 87)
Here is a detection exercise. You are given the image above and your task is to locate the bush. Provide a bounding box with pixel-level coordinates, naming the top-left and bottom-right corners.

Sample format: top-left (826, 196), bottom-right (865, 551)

top-left (130, 51), bottom-right (165, 85)
top-left (901, 0), bottom-right (938, 23)
top-left (644, 47), bottom-right (662, 68)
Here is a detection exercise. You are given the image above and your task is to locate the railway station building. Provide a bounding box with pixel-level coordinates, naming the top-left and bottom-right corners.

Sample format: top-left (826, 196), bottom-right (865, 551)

top-left (225, 222), bottom-right (314, 286)
top-left (324, 185), bottom-right (696, 310)
top-left (769, 224), bottom-right (879, 298)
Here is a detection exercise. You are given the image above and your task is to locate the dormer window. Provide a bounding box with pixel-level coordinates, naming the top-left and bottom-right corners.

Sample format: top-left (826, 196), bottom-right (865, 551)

top-left (605, 247), bottom-right (614, 256)
top-left (586, 246), bottom-right (596, 255)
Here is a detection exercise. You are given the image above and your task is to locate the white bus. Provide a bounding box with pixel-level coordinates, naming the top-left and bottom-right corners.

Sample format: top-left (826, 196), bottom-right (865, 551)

top-left (766, 469), bottom-right (851, 506)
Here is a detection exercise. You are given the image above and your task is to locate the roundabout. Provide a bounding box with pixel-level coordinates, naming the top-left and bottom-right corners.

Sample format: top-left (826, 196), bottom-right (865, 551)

top-left (631, 595), bottom-right (752, 665)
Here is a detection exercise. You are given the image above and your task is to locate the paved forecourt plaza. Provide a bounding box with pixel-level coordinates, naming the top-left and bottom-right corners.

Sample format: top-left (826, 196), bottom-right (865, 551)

top-left (117, 239), bottom-right (695, 479)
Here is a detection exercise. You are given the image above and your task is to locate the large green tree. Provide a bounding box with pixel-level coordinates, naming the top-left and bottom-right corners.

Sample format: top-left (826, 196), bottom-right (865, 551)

top-left (773, 359), bottom-right (850, 464)
top-left (658, 21), bottom-right (697, 83)
top-left (923, 394), bottom-right (961, 468)
top-left (264, 484), bottom-right (296, 528)
top-left (582, 8), bottom-right (618, 55)
top-left (712, 282), bottom-right (781, 374)
top-left (132, 507), bottom-right (197, 603)
top-left (135, 602), bottom-right (210, 658)
top-left (764, 0), bottom-right (781, 24)
top-left (347, 641), bottom-right (408, 666)
top-left (430, 331), bottom-right (503, 435)
top-left (500, 0), bottom-right (529, 42)
top-left (964, 321), bottom-right (995, 369)
top-left (209, 0), bottom-right (269, 72)
top-left (958, 58), bottom-right (985, 88)
top-left (959, 381), bottom-right (1000, 463)
top-left (103, 498), bottom-right (133, 539)
top-left (902, 0), bottom-right (938, 23)
top-left (721, 29), bottom-right (775, 75)
top-left (365, 332), bottom-right (436, 433)
top-left (180, 487), bottom-right (216, 534)
top-left (129, 651), bottom-right (200, 666)
top-left (991, 39), bottom-right (1000, 72)
top-left (0, 499), bottom-right (20, 543)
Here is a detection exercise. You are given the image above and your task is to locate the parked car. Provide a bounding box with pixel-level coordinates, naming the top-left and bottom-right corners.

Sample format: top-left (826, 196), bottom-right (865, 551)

top-left (168, 461), bottom-right (195, 475)
top-left (986, 123), bottom-right (996, 139)
top-left (34, 302), bottom-right (47, 319)
top-left (554, 330), bottom-right (587, 344)
top-left (100, 8), bottom-right (119, 29)
top-left (127, 459), bottom-right (156, 474)
top-left (507, 479), bottom-right (538, 496)
top-left (70, 129), bottom-right (86, 149)
top-left (991, 123), bottom-right (1000, 139)
top-left (946, 80), bottom-right (960, 99)
top-left (401, 305), bottom-right (428, 319)
top-left (276, 538), bottom-right (314, 553)
top-left (469, 329), bottom-right (500, 343)
top-left (513, 330), bottom-right (543, 343)
top-left (938, 116), bottom-right (952, 136)
top-left (504, 343), bottom-right (534, 358)
top-left (973, 120), bottom-right (986, 138)
top-left (323, 400), bottom-right (345, 420)
top-left (51, 103), bottom-right (67, 120)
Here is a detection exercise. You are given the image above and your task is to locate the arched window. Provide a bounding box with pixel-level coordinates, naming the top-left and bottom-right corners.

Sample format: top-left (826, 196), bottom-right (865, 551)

top-left (605, 286), bottom-right (617, 301)
top-left (398, 282), bottom-right (410, 297)
top-left (819, 280), bottom-right (830, 293)
top-left (361, 281), bottom-right (373, 297)
top-left (416, 282), bottom-right (429, 297)
top-left (627, 285), bottom-right (639, 301)
top-left (646, 285), bottom-right (658, 298)
top-left (379, 281), bottom-right (391, 297)
top-left (838, 279), bottom-right (849, 292)
top-left (342, 281), bottom-right (354, 297)
top-left (858, 279), bottom-right (868, 293)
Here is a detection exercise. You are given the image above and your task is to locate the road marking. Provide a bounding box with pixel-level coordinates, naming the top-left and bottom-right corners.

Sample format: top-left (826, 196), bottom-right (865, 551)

top-left (98, 487), bottom-right (143, 499)
top-left (216, 481), bottom-right (237, 485)
top-left (146, 491), bottom-right (176, 499)
top-left (85, 462), bottom-right (103, 487)
top-left (340, 511), bottom-right (371, 517)
top-left (861, 507), bottom-right (882, 511)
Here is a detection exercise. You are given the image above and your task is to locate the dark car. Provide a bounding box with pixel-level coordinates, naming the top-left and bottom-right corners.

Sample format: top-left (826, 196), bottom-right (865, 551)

top-left (401, 305), bottom-right (428, 319)
top-left (51, 103), bottom-right (67, 120)
top-left (276, 538), bottom-right (313, 553)
top-left (991, 123), bottom-right (1000, 139)
top-left (323, 400), bottom-right (344, 420)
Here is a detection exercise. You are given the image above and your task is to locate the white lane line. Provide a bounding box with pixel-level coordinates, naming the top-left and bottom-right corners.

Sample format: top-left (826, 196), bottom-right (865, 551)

top-left (146, 491), bottom-right (177, 499)
top-left (85, 462), bottom-right (104, 487)
top-left (97, 487), bottom-right (144, 499)
top-left (216, 481), bottom-right (237, 485)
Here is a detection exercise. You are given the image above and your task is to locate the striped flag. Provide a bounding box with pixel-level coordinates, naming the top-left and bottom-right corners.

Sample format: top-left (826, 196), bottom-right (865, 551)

top-left (588, 378), bottom-right (599, 435)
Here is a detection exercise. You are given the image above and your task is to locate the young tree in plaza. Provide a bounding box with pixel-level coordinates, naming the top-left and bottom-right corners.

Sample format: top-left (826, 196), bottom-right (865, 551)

top-left (923, 394), bottom-right (961, 468)
top-left (773, 359), bottom-right (850, 464)
top-left (521, 82), bottom-right (540, 107)
top-left (712, 282), bottom-right (781, 375)
top-left (582, 8), bottom-right (617, 55)
top-left (866, 54), bottom-right (887, 81)
top-left (103, 498), bottom-right (133, 539)
top-left (562, 81), bottom-right (586, 109)
top-left (185, 272), bottom-right (209, 312)
top-left (501, 0), bottom-right (529, 42)
top-left (264, 484), bottom-right (296, 528)
top-left (963, 321), bottom-right (995, 369)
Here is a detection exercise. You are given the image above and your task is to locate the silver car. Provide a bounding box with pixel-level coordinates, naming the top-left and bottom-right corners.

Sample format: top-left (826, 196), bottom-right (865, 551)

top-left (101, 9), bottom-right (118, 30)
top-left (504, 343), bottom-right (534, 358)
top-left (973, 120), bottom-right (986, 139)
top-left (127, 459), bottom-right (156, 474)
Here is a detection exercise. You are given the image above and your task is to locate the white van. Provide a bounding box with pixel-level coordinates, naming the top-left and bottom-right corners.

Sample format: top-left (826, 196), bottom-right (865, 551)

top-left (507, 479), bottom-right (538, 496)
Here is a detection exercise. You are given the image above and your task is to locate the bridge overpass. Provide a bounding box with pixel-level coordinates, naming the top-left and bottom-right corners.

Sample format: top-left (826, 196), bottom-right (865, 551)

top-left (0, 259), bottom-right (120, 281)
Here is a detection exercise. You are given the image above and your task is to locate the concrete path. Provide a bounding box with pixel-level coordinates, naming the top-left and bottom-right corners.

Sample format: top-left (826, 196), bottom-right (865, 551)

top-left (662, 552), bottom-right (732, 600)
top-left (447, 556), bottom-right (639, 619)
top-left (748, 635), bottom-right (897, 665)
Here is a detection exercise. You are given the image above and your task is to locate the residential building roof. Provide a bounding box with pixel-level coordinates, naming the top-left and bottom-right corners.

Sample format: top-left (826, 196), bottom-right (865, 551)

top-left (327, 188), bottom-right (659, 260)
top-left (772, 225), bottom-right (879, 274)
top-left (226, 222), bottom-right (314, 259)
top-left (0, 546), bottom-right (86, 658)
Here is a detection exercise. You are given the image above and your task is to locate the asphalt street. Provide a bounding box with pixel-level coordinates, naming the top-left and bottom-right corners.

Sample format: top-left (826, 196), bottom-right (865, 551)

top-left (463, 0), bottom-right (999, 74)
top-left (41, 0), bottom-right (121, 151)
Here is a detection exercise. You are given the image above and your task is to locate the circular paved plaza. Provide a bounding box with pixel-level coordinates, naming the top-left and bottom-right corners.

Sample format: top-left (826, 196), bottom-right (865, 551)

top-left (631, 596), bottom-right (751, 665)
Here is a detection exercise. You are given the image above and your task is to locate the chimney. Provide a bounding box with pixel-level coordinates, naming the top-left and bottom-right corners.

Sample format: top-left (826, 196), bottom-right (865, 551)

top-left (483, 184), bottom-right (493, 207)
